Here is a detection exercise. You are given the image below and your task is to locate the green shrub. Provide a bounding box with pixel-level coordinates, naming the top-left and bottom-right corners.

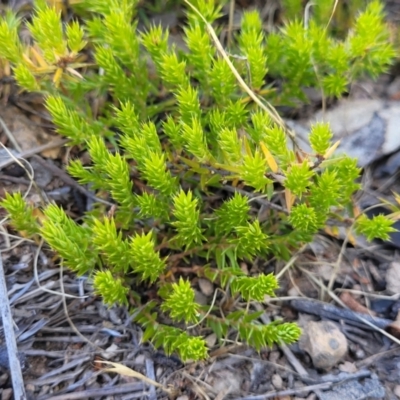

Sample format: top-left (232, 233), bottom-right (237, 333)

top-left (0, 0), bottom-right (396, 361)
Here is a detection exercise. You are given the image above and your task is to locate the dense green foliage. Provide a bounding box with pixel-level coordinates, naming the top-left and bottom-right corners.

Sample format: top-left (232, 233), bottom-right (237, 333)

top-left (0, 0), bottom-right (397, 361)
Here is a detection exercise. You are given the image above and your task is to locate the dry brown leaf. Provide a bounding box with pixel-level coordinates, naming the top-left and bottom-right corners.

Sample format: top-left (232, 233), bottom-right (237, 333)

top-left (285, 188), bottom-right (295, 213)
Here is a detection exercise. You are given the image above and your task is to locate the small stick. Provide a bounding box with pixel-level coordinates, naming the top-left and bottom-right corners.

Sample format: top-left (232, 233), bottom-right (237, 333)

top-left (356, 346), bottom-right (400, 368)
top-left (233, 382), bottom-right (332, 400)
top-left (279, 343), bottom-right (323, 397)
top-left (36, 382), bottom-right (144, 400)
top-left (291, 299), bottom-right (392, 329)
top-left (340, 291), bottom-right (376, 316)
top-left (0, 138), bottom-right (68, 170)
top-left (318, 369), bottom-right (371, 383)
top-left (0, 252), bottom-right (27, 399)
top-left (0, 173), bottom-right (47, 188)
top-left (145, 358), bottom-right (157, 400)
top-left (280, 344), bottom-right (308, 377)
top-left (31, 155), bottom-right (113, 205)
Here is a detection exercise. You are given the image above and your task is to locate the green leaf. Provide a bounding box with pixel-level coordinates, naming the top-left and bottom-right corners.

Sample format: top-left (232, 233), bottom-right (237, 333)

top-left (284, 161), bottom-right (315, 197)
top-left (1, 192), bottom-right (39, 236)
top-left (129, 231), bottom-right (166, 283)
top-left (171, 189), bottom-right (205, 248)
top-left (231, 273), bottom-right (279, 301)
top-left (240, 150), bottom-right (271, 192)
top-left (93, 270), bottom-right (129, 306)
top-left (355, 213), bottom-right (397, 242)
top-left (309, 122), bottom-right (333, 155)
top-left (161, 277), bottom-right (200, 324)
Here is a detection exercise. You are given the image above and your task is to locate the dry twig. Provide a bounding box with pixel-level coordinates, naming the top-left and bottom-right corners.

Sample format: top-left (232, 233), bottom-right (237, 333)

top-left (0, 252), bottom-right (27, 399)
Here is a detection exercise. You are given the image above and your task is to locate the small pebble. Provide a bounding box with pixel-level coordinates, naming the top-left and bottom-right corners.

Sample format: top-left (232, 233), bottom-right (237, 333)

top-left (269, 350), bottom-right (280, 363)
top-left (210, 370), bottom-right (242, 395)
top-left (299, 321), bottom-right (347, 369)
top-left (101, 343), bottom-right (119, 360)
top-left (1, 389), bottom-right (12, 400)
top-left (37, 385), bottom-right (50, 396)
top-left (354, 348), bottom-right (365, 360)
top-left (108, 308), bottom-right (122, 324)
top-left (394, 385), bottom-right (400, 397)
top-left (386, 262), bottom-right (400, 294)
top-left (134, 354), bottom-right (145, 365)
top-left (287, 285), bottom-right (300, 298)
top-left (339, 361), bottom-right (357, 373)
top-left (25, 384), bottom-right (35, 393)
top-left (205, 333), bottom-right (217, 347)
top-left (198, 278), bottom-right (214, 296)
top-left (271, 374), bottom-right (283, 389)
top-left (0, 374), bottom-right (8, 386)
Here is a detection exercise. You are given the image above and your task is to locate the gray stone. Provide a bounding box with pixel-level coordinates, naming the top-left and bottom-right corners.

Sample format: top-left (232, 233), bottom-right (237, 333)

top-left (319, 375), bottom-right (385, 400)
top-left (287, 100), bottom-right (400, 167)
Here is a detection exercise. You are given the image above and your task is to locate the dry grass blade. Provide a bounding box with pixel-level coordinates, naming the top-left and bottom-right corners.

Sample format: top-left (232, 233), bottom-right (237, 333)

top-left (0, 115), bottom-right (22, 152)
top-left (183, 0), bottom-right (295, 140)
top-left (98, 360), bottom-right (177, 396)
top-left (275, 244), bottom-right (307, 280)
